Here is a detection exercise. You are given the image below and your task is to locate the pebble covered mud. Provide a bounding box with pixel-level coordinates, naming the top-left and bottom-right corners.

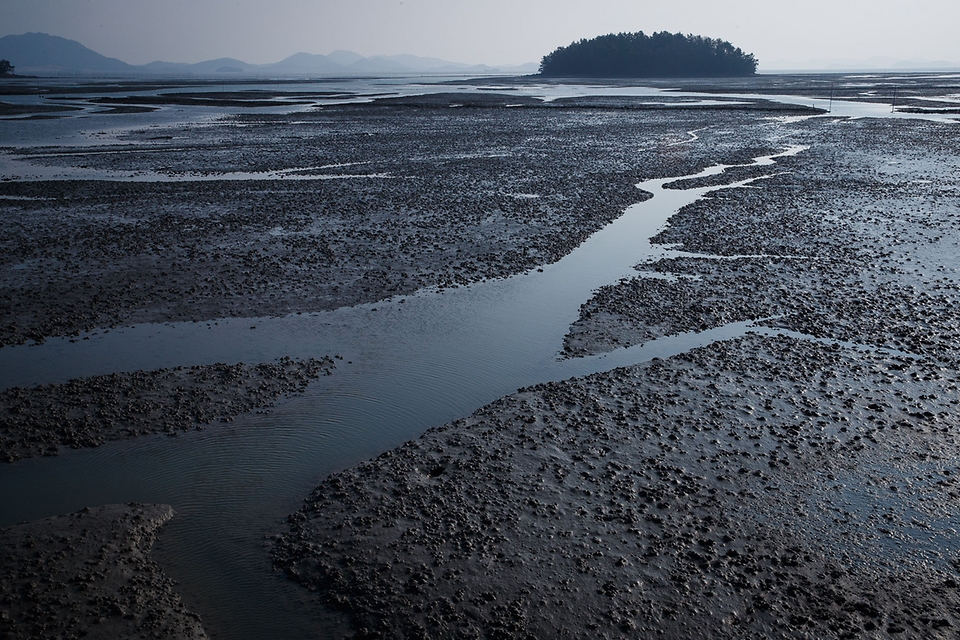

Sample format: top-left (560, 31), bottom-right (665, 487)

top-left (0, 93), bottom-right (797, 347)
top-left (0, 357), bottom-right (333, 462)
top-left (564, 116), bottom-right (960, 361)
top-left (276, 335), bottom-right (960, 638)
top-left (0, 504), bottom-right (207, 639)
top-left (1, 83), bottom-right (800, 638)
top-left (272, 92), bottom-right (960, 636)
top-left (3, 75), bottom-right (960, 638)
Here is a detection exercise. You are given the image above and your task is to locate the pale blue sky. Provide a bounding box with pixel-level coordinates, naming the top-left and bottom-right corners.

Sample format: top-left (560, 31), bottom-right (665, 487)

top-left (2, 0), bottom-right (958, 68)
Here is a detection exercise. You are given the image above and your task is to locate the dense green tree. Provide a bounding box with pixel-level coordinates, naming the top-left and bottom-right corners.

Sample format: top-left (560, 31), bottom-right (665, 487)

top-left (0, 59), bottom-right (13, 75)
top-left (539, 32), bottom-right (757, 78)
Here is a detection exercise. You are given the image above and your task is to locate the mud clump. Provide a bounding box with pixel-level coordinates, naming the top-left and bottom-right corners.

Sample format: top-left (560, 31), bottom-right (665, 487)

top-left (0, 357), bottom-right (333, 462)
top-left (0, 503), bottom-right (207, 639)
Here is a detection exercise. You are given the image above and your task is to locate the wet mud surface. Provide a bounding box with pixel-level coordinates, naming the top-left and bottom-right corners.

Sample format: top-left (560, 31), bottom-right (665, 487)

top-left (4, 75), bottom-right (960, 639)
top-left (0, 357), bottom-right (333, 462)
top-left (273, 98), bottom-right (960, 636)
top-left (565, 117), bottom-right (960, 360)
top-left (0, 95), bottom-right (789, 348)
top-left (0, 86), bottom-right (786, 638)
top-left (0, 503), bottom-right (207, 639)
top-left (276, 334), bottom-right (960, 638)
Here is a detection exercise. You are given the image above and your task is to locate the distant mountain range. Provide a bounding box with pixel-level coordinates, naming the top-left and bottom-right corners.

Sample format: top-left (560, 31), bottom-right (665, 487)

top-left (0, 33), bottom-right (538, 77)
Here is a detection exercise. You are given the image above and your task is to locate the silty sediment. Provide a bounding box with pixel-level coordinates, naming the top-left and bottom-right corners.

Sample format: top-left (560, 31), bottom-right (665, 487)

top-left (0, 503), bottom-right (208, 640)
top-left (0, 357), bottom-right (333, 462)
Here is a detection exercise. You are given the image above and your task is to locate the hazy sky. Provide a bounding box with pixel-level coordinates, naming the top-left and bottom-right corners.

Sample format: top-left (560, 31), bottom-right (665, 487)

top-left (3, 0), bottom-right (959, 68)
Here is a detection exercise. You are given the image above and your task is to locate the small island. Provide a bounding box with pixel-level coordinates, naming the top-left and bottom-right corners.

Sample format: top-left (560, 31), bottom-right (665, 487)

top-left (539, 31), bottom-right (757, 77)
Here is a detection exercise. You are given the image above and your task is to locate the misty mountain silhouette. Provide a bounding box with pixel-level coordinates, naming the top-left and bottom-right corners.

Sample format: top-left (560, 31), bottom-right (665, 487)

top-left (327, 50), bottom-right (366, 66)
top-left (141, 57), bottom-right (258, 75)
top-left (0, 32), bottom-right (134, 75)
top-left (0, 32), bottom-right (537, 77)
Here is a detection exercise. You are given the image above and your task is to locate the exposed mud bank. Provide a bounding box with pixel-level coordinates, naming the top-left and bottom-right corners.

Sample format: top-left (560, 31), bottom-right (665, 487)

top-left (0, 99), bottom-right (783, 347)
top-left (565, 117), bottom-right (960, 360)
top-left (0, 504), bottom-right (207, 639)
top-left (276, 334), bottom-right (960, 638)
top-left (274, 98), bottom-right (960, 638)
top-left (0, 357), bottom-right (333, 462)
top-left (5, 76), bottom-right (960, 639)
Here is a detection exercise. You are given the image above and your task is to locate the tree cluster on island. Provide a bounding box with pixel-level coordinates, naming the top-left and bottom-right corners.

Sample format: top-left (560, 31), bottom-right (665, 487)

top-left (0, 59), bottom-right (14, 75)
top-left (539, 31), bottom-right (757, 78)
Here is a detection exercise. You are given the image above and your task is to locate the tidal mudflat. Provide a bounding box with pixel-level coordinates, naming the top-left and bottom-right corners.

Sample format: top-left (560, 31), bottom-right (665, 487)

top-left (0, 504), bottom-right (207, 640)
top-left (2, 74), bottom-right (960, 638)
top-left (277, 334), bottom-right (960, 638)
top-left (273, 86), bottom-right (960, 637)
top-left (0, 90), bottom-right (797, 348)
top-left (0, 357), bottom-right (333, 462)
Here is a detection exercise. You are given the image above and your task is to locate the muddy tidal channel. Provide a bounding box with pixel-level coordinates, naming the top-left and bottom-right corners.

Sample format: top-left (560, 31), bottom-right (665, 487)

top-left (2, 75), bottom-right (960, 639)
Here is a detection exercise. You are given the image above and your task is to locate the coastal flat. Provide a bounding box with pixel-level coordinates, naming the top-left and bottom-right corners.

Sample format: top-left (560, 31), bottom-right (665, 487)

top-left (2, 75), bottom-right (959, 639)
top-left (0, 504), bottom-right (207, 640)
top-left (274, 90), bottom-right (960, 637)
top-left (0, 92), bottom-right (797, 348)
top-left (277, 333), bottom-right (960, 638)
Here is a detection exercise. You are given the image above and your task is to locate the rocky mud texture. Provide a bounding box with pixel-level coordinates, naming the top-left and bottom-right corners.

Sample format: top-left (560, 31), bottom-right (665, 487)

top-left (0, 357), bottom-right (333, 462)
top-left (0, 92), bottom-right (796, 347)
top-left (8, 77), bottom-right (960, 638)
top-left (565, 117), bottom-right (960, 359)
top-left (276, 334), bottom-right (960, 638)
top-left (0, 503), bottom-right (207, 639)
top-left (275, 104), bottom-right (960, 638)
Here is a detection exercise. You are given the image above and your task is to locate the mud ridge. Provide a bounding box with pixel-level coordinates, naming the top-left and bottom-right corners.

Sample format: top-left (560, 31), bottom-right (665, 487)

top-left (0, 357), bottom-right (333, 462)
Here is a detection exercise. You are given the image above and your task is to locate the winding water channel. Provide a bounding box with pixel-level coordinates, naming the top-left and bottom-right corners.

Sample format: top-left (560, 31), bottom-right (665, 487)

top-left (0, 141), bottom-right (810, 637)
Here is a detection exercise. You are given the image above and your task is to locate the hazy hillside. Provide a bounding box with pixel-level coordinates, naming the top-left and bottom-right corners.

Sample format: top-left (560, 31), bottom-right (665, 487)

top-left (0, 32), bottom-right (536, 77)
top-left (0, 32), bottom-right (134, 75)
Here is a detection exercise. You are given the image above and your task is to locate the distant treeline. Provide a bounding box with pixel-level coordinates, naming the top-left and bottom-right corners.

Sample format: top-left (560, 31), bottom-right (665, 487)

top-left (539, 32), bottom-right (757, 78)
